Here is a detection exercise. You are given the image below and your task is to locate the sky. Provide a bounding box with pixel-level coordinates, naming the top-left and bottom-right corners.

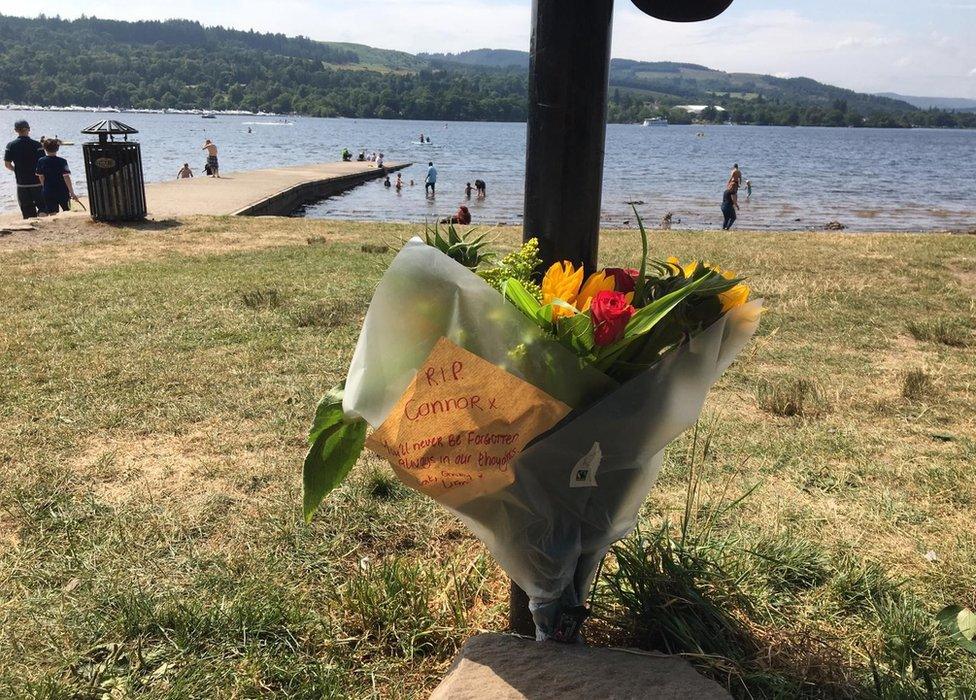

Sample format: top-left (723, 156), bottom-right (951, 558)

top-left (1, 0), bottom-right (974, 98)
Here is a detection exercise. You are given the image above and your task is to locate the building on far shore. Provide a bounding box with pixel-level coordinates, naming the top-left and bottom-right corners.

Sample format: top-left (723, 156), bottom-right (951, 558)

top-left (674, 105), bottom-right (728, 115)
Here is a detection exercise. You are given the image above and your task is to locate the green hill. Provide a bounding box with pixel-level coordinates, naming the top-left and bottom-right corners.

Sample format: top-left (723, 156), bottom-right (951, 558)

top-left (0, 15), bottom-right (972, 128)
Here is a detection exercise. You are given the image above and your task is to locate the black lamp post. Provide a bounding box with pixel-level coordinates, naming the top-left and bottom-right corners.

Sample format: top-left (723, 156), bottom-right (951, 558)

top-left (512, 0), bottom-right (736, 636)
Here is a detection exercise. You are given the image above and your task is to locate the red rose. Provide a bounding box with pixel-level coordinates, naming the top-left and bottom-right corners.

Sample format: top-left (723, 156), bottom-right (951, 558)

top-left (590, 290), bottom-right (636, 346)
top-left (604, 267), bottom-right (639, 293)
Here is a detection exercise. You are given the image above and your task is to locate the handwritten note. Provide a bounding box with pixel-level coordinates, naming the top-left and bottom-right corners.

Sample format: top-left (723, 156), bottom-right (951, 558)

top-left (366, 337), bottom-right (571, 507)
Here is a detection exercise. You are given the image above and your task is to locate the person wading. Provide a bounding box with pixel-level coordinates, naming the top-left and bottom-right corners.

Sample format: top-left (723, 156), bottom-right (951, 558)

top-left (202, 139), bottom-right (220, 178)
top-left (3, 119), bottom-right (45, 219)
top-left (425, 161), bottom-right (437, 197)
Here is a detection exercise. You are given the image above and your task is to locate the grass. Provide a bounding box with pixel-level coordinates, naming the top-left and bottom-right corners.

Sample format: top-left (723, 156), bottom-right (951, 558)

top-left (756, 377), bottom-right (828, 417)
top-left (907, 318), bottom-right (972, 347)
top-left (1, 215), bottom-right (975, 697)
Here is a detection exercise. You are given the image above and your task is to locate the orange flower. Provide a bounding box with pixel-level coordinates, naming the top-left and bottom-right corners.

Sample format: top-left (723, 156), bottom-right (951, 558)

top-left (577, 271), bottom-right (616, 312)
top-left (541, 261), bottom-right (584, 318)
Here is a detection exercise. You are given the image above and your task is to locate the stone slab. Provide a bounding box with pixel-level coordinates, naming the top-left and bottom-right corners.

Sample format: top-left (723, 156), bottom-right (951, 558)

top-left (430, 634), bottom-right (731, 700)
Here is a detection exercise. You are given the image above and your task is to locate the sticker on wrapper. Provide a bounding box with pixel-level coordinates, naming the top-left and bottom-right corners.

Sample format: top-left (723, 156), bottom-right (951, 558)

top-left (366, 337), bottom-right (572, 507)
top-left (569, 442), bottom-right (601, 488)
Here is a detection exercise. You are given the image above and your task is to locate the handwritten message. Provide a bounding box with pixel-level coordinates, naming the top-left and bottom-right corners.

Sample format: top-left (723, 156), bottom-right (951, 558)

top-left (366, 337), bottom-right (571, 507)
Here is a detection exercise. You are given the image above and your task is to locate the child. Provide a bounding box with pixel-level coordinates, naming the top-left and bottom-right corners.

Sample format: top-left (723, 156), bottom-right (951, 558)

top-left (465, 182), bottom-right (473, 198)
top-left (395, 173), bottom-right (403, 191)
top-left (384, 175), bottom-right (391, 188)
top-left (177, 163), bottom-right (193, 179)
top-left (35, 139), bottom-right (78, 214)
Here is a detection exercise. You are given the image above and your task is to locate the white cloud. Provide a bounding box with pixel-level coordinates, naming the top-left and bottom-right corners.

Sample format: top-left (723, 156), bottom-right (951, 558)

top-left (970, 67), bottom-right (976, 77)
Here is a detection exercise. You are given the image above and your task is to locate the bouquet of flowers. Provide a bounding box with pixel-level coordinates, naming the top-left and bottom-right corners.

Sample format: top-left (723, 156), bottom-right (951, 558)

top-left (304, 219), bottom-right (762, 640)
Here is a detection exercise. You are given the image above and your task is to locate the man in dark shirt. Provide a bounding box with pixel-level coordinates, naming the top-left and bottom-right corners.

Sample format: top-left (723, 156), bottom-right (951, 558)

top-left (3, 119), bottom-right (45, 219)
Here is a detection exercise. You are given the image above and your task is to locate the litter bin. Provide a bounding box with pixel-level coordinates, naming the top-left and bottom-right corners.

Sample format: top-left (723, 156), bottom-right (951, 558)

top-left (81, 120), bottom-right (146, 221)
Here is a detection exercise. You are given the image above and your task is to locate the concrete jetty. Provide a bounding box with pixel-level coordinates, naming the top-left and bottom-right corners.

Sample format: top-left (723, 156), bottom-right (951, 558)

top-left (0, 160), bottom-right (409, 225)
top-left (138, 161), bottom-right (410, 218)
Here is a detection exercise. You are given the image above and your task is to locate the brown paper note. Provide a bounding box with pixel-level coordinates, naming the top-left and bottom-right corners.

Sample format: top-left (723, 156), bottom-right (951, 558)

top-left (366, 337), bottom-right (571, 507)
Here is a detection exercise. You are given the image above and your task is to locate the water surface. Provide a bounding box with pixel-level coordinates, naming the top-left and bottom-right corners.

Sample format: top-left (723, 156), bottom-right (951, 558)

top-left (2, 110), bottom-right (974, 231)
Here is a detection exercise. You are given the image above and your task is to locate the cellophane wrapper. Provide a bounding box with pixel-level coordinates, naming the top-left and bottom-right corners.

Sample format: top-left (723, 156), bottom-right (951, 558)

top-left (343, 238), bottom-right (762, 638)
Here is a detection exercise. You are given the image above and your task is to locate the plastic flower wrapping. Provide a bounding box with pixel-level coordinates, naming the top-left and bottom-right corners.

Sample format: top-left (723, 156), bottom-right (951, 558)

top-left (303, 222), bottom-right (762, 640)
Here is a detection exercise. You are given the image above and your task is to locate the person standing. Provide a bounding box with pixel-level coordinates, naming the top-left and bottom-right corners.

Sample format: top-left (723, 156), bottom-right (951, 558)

top-left (35, 138), bottom-right (79, 214)
top-left (721, 186), bottom-right (738, 230)
top-left (3, 119), bottom-right (44, 219)
top-left (425, 161), bottom-right (437, 197)
top-left (727, 163), bottom-right (742, 194)
top-left (474, 178), bottom-right (486, 198)
top-left (202, 139), bottom-right (220, 178)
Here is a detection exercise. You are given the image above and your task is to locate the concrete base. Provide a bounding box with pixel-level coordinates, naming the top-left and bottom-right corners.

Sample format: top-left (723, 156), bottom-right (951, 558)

top-left (430, 634), bottom-right (730, 700)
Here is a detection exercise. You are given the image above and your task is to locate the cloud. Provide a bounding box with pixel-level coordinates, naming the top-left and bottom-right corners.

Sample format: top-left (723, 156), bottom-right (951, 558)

top-left (970, 67), bottom-right (976, 77)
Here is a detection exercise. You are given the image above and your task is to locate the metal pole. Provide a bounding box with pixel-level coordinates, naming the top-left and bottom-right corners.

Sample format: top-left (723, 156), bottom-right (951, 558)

top-left (510, 0), bottom-right (615, 637)
top-left (522, 0), bottom-right (615, 274)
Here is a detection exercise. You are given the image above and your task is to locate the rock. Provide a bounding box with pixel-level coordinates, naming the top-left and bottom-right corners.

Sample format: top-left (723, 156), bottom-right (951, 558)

top-left (824, 221), bottom-right (846, 230)
top-left (430, 634), bottom-right (730, 700)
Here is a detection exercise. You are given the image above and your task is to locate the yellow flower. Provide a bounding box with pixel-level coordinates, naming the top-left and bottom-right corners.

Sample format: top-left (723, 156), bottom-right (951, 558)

top-left (668, 257), bottom-right (751, 313)
top-left (719, 283), bottom-right (751, 312)
top-left (542, 261), bottom-right (584, 319)
top-left (577, 271), bottom-right (616, 312)
top-left (666, 256), bottom-right (699, 278)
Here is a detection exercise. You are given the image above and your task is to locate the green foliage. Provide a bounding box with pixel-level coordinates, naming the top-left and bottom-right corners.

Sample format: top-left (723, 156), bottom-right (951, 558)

top-left (423, 222), bottom-right (492, 270)
top-left (1, 15), bottom-right (974, 127)
top-left (937, 605), bottom-right (976, 655)
top-left (303, 383), bottom-right (367, 522)
top-left (478, 237), bottom-right (542, 299)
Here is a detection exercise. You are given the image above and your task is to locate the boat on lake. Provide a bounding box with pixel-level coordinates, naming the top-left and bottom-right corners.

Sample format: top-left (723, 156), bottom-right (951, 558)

top-left (642, 117), bottom-right (669, 127)
top-left (201, 113), bottom-right (216, 119)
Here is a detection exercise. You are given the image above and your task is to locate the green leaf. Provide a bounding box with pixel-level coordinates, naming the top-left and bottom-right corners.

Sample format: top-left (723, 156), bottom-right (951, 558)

top-left (303, 383), bottom-right (367, 523)
top-left (503, 278), bottom-right (549, 326)
top-left (556, 312), bottom-right (595, 356)
top-left (624, 273), bottom-right (711, 338)
top-left (937, 605), bottom-right (976, 654)
top-left (633, 205), bottom-right (650, 303)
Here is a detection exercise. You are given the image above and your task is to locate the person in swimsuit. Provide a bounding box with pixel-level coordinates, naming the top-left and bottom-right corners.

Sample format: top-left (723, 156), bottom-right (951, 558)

top-left (202, 139), bottom-right (219, 178)
top-left (727, 163), bottom-right (741, 194)
top-left (177, 163), bottom-right (193, 179)
top-left (474, 179), bottom-right (486, 198)
top-left (465, 182), bottom-right (473, 198)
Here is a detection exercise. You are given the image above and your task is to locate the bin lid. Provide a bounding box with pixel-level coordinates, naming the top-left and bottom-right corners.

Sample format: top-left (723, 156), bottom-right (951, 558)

top-left (81, 120), bottom-right (139, 136)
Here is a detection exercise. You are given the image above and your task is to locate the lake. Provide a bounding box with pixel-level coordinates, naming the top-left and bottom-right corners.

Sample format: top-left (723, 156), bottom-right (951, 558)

top-left (2, 109), bottom-right (975, 231)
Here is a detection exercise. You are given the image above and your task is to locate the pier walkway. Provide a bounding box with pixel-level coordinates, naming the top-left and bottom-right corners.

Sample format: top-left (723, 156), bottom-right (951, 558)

top-left (138, 161), bottom-right (410, 218)
top-left (1, 160), bottom-right (409, 226)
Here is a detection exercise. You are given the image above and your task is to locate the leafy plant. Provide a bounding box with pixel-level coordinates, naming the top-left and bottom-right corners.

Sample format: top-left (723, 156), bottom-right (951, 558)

top-left (303, 383), bottom-right (367, 522)
top-left (423, 222), bottom-right (492, 270)
top-left (937, 605), bottom-right (976, 655)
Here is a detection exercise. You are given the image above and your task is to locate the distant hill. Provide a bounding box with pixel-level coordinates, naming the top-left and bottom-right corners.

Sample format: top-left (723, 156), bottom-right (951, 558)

top-left (876, 93), bottom-right (976, 112)
top-left (423, 49), bottom-right (530, 70)
top-left (428, 49), bottom-right (918, 117)
top-left (0, 15), bottom-right (973, 128)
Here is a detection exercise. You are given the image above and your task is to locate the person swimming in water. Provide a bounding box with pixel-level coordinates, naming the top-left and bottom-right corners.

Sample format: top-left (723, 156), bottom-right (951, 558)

top-left (465, 182), bottom-right (473, 198)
